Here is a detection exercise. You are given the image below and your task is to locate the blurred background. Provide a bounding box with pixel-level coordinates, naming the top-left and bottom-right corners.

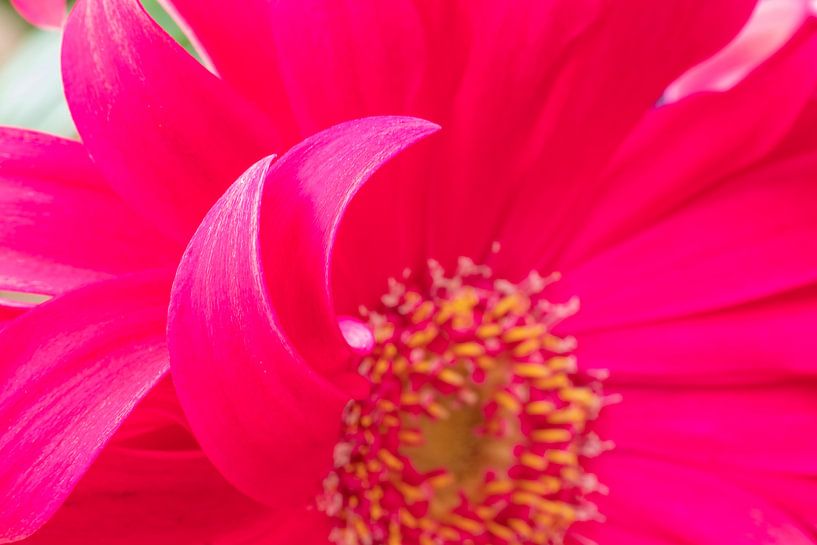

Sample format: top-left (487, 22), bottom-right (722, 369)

top-left (0, 0), bottom-right (191, 137)
top-left (0, 0), bottom-right (71, 136)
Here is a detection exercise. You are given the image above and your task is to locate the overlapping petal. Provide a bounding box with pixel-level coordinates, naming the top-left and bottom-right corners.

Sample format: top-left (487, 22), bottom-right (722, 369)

top-left (10, 0), bottom-right (66, 29)
top-left (62, 0), bottom-right (282, 241)
top-left (468, 0), bottom-right (758, 273)
top-left (666, 0), bottom-right (811, 101)
top-left (0, 128), bottom-right (177, 295)
top-left (559, 156), bottom-right (817, 334)
top-left (562, 17), bottom-right (817, 265)
top-left (18, 447), bottom-right (270, 545)
top-left (0, 302), bottom-right (27, 328)
top-left (0, 272), bottom-right (172, 542)
top-left (161, 0), bottom-right (443, 141)
top-left (168, 116), bottom-right (438, 506)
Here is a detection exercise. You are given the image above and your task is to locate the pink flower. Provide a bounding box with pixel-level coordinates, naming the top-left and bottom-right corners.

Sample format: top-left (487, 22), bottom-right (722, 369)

top-left (3, 1), bottom-right (817, 544)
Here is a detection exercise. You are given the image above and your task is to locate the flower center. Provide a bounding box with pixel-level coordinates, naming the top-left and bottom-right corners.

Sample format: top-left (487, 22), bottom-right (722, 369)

top-left (321, 258), bottom-right (611, 545)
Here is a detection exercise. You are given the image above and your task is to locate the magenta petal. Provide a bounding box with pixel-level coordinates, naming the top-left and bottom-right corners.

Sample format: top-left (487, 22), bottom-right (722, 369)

top-left (575, 286), bottom-right (817, 384)
top-left (18, 447), bottom-right (270, 545)
top-left (0, 272), bottom-right (173, 542)
top-left (0, 303), bottom-right (27, 328)
top-left (597, 384), bottom-right (817, 473)
top-left (62, 0), bottom-right (281, 241)
top-left (584, 453), bottom-right (814, 545)
top-left (161, 0), bottom-right (429, 141)
top-left (0, 128), bottom-right (178, 295)
top-left (168, 116), bottom-right (439, 506)
top-left (666, 0), bottom-right (811, 101)
top-left (10, 0), bottom-right (66, 28)
top-left (482, 0), bottom-right (757, 274)
top-left (565, 18), bottom-right (817, 263)
top-left (733, 472), bottom-right (817, 533)
top-left (559, 157), bottom-right (817, 333)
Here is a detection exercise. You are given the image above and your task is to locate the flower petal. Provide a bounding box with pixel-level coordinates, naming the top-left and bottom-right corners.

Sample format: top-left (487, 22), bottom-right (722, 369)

top-left (62, 0), bottom-right (281, 241)
top-left (168, 117), bottom-right (439, 507)
top-left (468, 0), bottom-right (757, 274)
top-left (18, 446), bottom-right (271, 545)
top-left (160, 0), bottom-right (433, 142)
top-left (10, 0), bottom-right (66, 29)
top-left (731, 472), bottom-right (817, 533)
top-left (575, 285), bottom-right (817, 384)
top-left (0, 128), bottom-right (178, 295)
top-left (0, 303), bottom-right (27, 328)
top-left (582, 453), bottom-right (814, 545)
top-left (598, 384), bottom-right (817, 474)
top-left (0, 272), bottom-right (172, 542)
top-left (562, 17), bottom-right (817, 266)
top-left (666, 0), bottom-right (811, 101)
top-left (559, 151), bottom-right (817, 333)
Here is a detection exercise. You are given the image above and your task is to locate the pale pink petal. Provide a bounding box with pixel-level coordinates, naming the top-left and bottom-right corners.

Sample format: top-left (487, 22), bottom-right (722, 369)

top-left (562, 19), bottom-right (817, 266)
top-left (597, 384), bottom-right (817, 473)
top-left (10, 0), bottom-right (66, 29)
top-left (574, 286), bottom-right (817, 384)
top-left (62, 0), bottom-right (282, 241)
top-left (666, 0), bottom-right (811, 101)
top-left (168, 117), bottom-right (438, 507)
top-left (0, 272), bottom-right (173, 542)
top-left (582, 454), bottom-right (814, 545)
top-left (0, 128), bottom-right (179, 295)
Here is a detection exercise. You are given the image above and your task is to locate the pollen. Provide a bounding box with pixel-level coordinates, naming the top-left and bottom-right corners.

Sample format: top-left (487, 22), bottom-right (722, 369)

top-left (320, 257), bottom-right (611, 545)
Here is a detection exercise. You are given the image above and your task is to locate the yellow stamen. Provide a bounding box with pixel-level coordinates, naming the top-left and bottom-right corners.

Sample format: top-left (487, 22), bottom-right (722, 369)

top-left (514, 363), bottom-right (551, 379)
top-left (503, 324), bottom-right (546, 343)
top-left (526, 400), bottom-right (556, 415)
top-left (531, 428), bottom-right (572, 443)
top-left (452, 342), bottom-right (485, 357)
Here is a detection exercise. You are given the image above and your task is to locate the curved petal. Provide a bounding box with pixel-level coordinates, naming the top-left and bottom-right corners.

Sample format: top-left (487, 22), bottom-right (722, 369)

top-left (0, 272), bottom-right (173, 542)
top-left (561, 17), bottom-right (817, 266)
top-left (582, 453), bottom-right (814, 545)
top-left (10, 0), bottom-right (66, 29)
top-left (597, 384), bottom-right (817, 474)
top-left (62, 0), bottom-right (281, 241)
top-left (0, 128), bottom-right (179, 295)
top-left (666, 0), bottom-right (811, 101)
top-left (168, 117), bottom-right (439, 507)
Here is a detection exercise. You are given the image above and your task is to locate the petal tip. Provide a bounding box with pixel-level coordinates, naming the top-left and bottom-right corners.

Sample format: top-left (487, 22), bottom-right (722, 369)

top-left (10, 0), bottom-right (66, 29)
